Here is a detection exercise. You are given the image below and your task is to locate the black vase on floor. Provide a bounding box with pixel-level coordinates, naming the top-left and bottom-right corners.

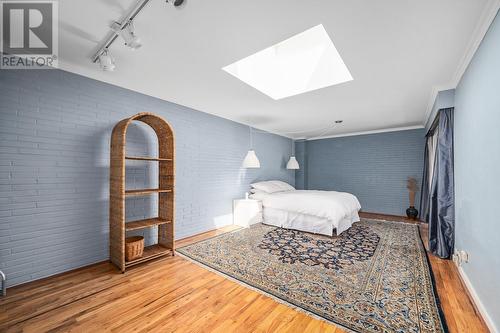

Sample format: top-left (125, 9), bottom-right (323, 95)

top-left (406, 206), bottom-right (418, 220)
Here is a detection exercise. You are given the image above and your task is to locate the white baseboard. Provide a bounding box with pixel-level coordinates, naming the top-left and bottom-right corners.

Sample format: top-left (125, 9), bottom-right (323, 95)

top-left (456, 265), bottom-right (498, 333)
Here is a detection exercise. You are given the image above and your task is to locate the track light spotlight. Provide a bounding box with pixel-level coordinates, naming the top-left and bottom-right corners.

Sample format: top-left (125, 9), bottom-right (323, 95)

top-left (166, 0), bottom-right (185, 7)
top-left (117, 21), bottom-right (142, 50)
top-left (98, 49), bottom-right (115, 71)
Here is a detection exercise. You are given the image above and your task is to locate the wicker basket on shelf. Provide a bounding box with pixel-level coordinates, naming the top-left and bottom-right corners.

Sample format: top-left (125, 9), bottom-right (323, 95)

top-left (125, 236), bottom-right (144, 261)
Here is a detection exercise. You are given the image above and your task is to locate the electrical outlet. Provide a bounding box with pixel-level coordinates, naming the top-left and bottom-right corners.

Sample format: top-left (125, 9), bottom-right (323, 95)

top-left (459, 250), bottom-right (469, 264)
top-left (452, 250), bottom-right (469, 266)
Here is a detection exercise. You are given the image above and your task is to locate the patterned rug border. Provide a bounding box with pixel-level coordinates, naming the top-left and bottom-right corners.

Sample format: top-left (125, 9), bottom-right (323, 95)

top-left (366, 219), bottom-right (449, 333)
top-left (372, 218), bottom-right (449, 333)
top-left (416, 225), bottom-right (450, 333)
top-left (177, 219), bottom-right (449, 333)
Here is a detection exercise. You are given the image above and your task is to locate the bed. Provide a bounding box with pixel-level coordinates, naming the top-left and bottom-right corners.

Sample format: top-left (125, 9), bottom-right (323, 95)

top-left (249, 181), bottom-right (361, 236)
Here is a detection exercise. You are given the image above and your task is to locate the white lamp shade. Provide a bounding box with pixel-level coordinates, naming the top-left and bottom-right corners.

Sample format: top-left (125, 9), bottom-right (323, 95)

top-left (286, 156), bottom-right (300, 169)
top-left (122, 32), bottom-right (142, 49)
top-left (99, 52), bottom-right (115, 71)
top-left (242, 150), bottom-right (260, 168)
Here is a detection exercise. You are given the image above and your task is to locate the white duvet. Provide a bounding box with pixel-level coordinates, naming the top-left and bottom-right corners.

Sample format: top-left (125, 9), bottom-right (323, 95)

top-left (253, 190), bottom-right (361, 235)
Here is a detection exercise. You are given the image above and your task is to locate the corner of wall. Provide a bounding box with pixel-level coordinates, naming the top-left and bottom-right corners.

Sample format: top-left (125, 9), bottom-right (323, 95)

top-left (294, 140), bottom-right (307, 189)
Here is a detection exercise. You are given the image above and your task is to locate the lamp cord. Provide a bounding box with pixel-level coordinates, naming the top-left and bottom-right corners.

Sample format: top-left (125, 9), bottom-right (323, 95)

top-left (249, 126), bottom-right (253, 149)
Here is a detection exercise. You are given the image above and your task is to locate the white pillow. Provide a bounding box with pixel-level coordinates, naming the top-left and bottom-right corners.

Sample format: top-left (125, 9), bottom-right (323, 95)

top-left (250, 180), bottom-right (295, 193)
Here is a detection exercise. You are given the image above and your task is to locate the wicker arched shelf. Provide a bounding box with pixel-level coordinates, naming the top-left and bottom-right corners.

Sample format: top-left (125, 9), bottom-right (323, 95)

top-left (109, 112), bottom-right (175, 272)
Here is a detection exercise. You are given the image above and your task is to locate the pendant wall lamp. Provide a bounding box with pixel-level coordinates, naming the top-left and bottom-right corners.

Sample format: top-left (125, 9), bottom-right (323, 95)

top-left (92, 0), bottom-right (185, 71)
top-left (286, 139), bottom-right (300, 170)
top-left (242, 127), bottom-right (260, 168)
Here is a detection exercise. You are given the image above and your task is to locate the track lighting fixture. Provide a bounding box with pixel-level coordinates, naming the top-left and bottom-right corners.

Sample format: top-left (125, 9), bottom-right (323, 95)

top-left (92, 0), bottom-right (186, 71)
top-left (98, 49), bottom-right (116, 72)
top-left (114, 21), bottom-right (142, 50)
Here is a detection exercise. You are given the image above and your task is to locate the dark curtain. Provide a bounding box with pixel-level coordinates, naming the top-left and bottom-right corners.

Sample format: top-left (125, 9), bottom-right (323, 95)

top-left (420, 141), bottom-right (431, 222)
top-left (426, 108), bottom-right (455, 259)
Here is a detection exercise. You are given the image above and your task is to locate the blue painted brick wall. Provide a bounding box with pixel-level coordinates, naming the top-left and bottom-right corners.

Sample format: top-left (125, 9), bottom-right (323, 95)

top-left (0, 69), bottom-right (294, 287)
top-left (296, 129), bottom-right (425, 216)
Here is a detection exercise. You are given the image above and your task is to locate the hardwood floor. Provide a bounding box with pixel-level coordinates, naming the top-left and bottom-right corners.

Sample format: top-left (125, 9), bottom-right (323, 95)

top-left (0, 217), bottom-right (488, 333)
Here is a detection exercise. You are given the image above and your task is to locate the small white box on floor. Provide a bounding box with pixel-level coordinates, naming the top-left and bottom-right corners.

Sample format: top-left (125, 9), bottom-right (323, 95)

top-left (233, 199), bottom-right (263, 227)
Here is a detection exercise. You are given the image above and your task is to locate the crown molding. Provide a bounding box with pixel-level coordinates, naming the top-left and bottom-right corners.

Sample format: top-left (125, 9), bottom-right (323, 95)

top-left (422, 0), bottom-right (499, 127)
top-left (304, 125), bottom-right (424, 141)
top-left (451, 0), bottom-right (500, 87)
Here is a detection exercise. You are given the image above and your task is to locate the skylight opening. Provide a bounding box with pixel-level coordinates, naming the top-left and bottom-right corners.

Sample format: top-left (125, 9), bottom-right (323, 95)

top-left (222, 24), bottom-right (353, 100)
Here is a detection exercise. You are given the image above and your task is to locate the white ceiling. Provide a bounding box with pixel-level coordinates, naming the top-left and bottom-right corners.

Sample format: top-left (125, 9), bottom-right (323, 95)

top-left (58, 0), bottom-right (494, 139)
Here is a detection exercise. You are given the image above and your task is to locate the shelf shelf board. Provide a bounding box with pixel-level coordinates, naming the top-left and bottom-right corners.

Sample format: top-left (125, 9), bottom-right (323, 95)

top-left (125, 244), bottom-right (172, 267)
top-left (125, 156), bottom-right (172, 161)
top-left (125, 188), bottom-right (172, 196)
top-left (125, 218), bottom-right (171, 231)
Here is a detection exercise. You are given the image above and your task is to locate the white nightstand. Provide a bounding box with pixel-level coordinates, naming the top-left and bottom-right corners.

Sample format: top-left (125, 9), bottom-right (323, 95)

top-left (233, 199), bottom-right (263, 227)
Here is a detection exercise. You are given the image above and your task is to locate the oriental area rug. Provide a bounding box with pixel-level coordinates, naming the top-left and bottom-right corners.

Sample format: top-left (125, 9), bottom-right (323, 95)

top-left (177, 219), bottom-right (447, 333)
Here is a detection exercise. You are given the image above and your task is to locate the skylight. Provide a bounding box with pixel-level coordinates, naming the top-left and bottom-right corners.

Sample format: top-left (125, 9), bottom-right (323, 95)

top-left (222, 24), bottom-right (353, 100)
